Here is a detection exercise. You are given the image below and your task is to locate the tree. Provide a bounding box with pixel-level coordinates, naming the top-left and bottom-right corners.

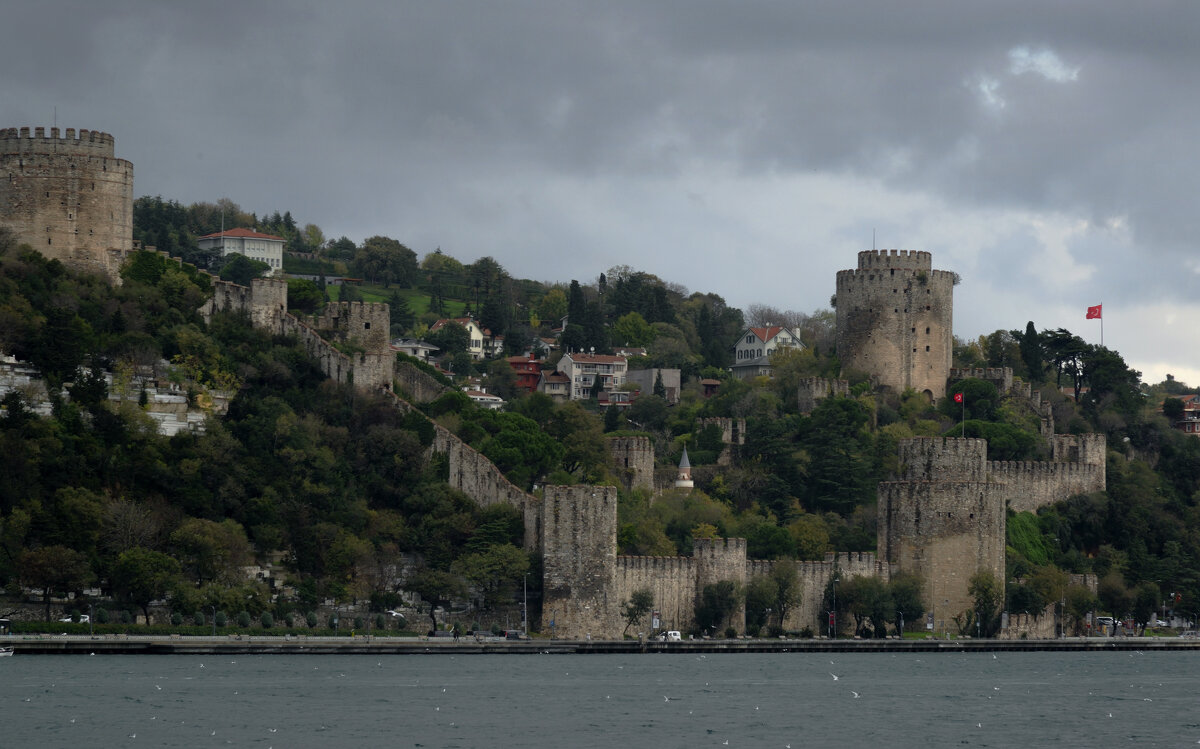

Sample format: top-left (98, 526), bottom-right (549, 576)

top-left (218, 253), bottom-right (270, 287)
top-left (695, 580), bottom-right (741, 635)
top-left (428, 322), bottom-right (470, 356)
top-left (19, 545), bottom-right (93, 620)
top-left (111, 547), bottom-right (182, 624)
top-left (354, 236), bottom-right (418, 288)
top-left (169, 518), bottom-right (253, 585)
top-left (744, 575), bottom-right (777, 635)
top-left (406, 568), bottom-right (468, 633)
top-left (889, 573), bottom-right (925, 635)
top-left (612, 311), bottom-right (656, 348)
top-left (621, 588), bottom-right (654, 636)
top-left (968, 569), bottom-right (1004, 638)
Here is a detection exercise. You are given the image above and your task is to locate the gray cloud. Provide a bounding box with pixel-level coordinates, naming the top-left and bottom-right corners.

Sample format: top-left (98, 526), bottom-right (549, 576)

top-left (3, 0), bottom-right (1197, 382)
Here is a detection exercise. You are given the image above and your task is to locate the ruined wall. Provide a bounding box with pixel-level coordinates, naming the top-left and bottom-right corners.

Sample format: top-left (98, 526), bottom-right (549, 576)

top-left (394, 361), bottom-right (450, 403)
top-left (835, 250), bottom-right (954, 399)
top-left (797, 377), bottom-right (851, 413)
top-left (541, 485), bottom-right (618, 638)
top-left (606, 435), bottom-right (655, 493)
top-left (429, 420), bottom-right (542, 551)
top-left (948, 367), bottom-right (1013, 392)
top-left (305, 302), bottom-right (393, 390)
top-left (695, 416), bottom-right (745, 466)
top-left (0, 126), bottom-right (133, 282)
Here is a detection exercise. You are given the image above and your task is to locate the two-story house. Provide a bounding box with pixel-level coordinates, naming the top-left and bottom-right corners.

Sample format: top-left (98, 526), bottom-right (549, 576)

top-left (197, 228), bottom-right (286, 275)
top-left (430, 317), bottom-right (488, 360)
top-left (506, 354), bottom-right (543, 394)
top-left (729, 326), bottom-right (803, 380)
top-left (558, 352), bottom-right (629, 400)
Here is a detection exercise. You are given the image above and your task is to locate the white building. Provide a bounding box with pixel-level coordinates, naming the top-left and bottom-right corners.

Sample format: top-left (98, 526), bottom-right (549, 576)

top-left (197, 228), bottom-right (286, 275)
top-left (430, 317), bottom-right (489, 360)
top-left (558, 352), bottom-right (629, 400)
top-left (730, 325), bottom-right (803, 380)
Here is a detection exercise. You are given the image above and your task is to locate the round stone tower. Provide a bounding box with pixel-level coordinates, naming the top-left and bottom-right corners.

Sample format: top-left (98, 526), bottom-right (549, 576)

top-left (0, 126), bottom-right (134, 280)
top-left (835, 249), bottom-right (954, 399)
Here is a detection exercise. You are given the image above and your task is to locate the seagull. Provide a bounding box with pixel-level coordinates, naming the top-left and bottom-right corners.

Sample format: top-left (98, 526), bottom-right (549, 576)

top-left (977, 723), bottom-right (982, 728)
top-left (664, 696), bottom-right (670, 702)
top-left (830, 673), bottom-right (839, 681)
top-left (1107, 713), bottom-right (1113, 718)
top-left (155, 685), bottom-right (162, 690)
top-left (851, 691), bottom-right (860, 698)
top-left (269, 728), bottom-right (277, 733)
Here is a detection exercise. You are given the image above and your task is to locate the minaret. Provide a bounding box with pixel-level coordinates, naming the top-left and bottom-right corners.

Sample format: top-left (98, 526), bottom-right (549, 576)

top-left (674, 447), bottom-right (694, 489)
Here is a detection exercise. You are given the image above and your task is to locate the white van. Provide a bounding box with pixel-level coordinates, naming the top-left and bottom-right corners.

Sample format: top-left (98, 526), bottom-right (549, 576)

top-left (662, 630), bottom-right (682, 641)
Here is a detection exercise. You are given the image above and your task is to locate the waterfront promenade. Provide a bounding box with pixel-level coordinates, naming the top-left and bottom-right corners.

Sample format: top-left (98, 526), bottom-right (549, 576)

top-left (5, 633), bottom-right (1200, 655)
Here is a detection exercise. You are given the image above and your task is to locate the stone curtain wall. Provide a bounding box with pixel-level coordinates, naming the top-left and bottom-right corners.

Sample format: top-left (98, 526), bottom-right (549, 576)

top-left (796, 377), bottom-right (850, 413)
top-left (393, 361), bottom-right (450, 403)
top-left (606, 435), bottom-right (655, 493)
top-left (835, 250), bottom-right (954, 399)
top-left (988, 460), bottom-right (1106, 513)
top-left (0, 126), bottom-right (134, 282)
top-left (429, 419), bottom-right (542, 551)
top-left (541, 485), bottom-right (618, 639)
top-left (613, 555), bottom-right (696, 634)
top-left (898, 437), bottom-right (989, 482)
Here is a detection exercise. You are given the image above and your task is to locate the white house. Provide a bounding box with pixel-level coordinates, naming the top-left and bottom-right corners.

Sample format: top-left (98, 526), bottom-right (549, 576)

top-left (558, 352), bottom-right (629, 400)
top-left (391, 338), bottom-right (439, 363)
top-left (730, 325), bottom-right (803, 380)
top-left (197, 228), bottom-right (286, 275)
top-left (430, 317), bottom-right (488, 360)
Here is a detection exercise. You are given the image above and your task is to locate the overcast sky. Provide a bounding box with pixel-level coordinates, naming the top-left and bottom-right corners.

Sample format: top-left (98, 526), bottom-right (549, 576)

top-left (4, 1), bottom-right (1197, 385)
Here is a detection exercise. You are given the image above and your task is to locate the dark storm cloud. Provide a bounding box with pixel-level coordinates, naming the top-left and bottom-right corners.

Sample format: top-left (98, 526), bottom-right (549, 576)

top-left (2, 1), bottom-right (1197, 381)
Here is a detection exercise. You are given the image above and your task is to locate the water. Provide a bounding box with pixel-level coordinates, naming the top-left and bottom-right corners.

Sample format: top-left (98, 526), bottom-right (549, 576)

top-left (3, 651), bottom-right (1197, 747)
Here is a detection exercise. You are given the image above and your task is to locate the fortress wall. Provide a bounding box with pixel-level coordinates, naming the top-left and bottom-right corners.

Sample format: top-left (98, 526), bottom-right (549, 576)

top-left (948, 367), bottom-right (1013, 392)
top-left (897, 437), bottom-right (988, 482)
top-left (834, 250), bottom-right (953, 399)
top-left (393, 361), bottom-right (450, 403)
top-left (1049, 433), bottom-right (1107, 467)
top-left (1, 126), bottom-right (133, 282)
top-left (542, 485), bottom-right (618, 639)
top-left (431, 423), bottom-right (541, 550)
top-left (987, 460), bottom-right (1106, 513)
top-left (692, 538), bottom-right (749, 631)
top-left (789, 552), bottom-right (888, 633)
top-left (797, 377), bottom-right (850, 413)
top-left (606, 435), bottom-right (655, 493)
top-left (613, 556), bottom-right (696, 633)
top-left (878, 481), bottom-right (1005, 630)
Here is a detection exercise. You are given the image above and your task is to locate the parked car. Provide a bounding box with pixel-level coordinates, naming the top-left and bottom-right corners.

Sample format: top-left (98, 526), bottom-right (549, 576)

top-left (659, 630), bottom-right (682, 641)
top-left (1179, 630), bottom-right (1199, 638)
top-left (58, 615), bottom-right (89, 623)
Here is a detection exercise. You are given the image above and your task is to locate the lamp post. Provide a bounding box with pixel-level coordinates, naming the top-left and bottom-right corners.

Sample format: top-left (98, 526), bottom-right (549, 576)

top-left (210, 605), bottom-right (216, 638)
top-left (523, 574), bottom-right (529, 638)
top-left (898, 611), bottom-right (904, 639)
top-left (88, 603), bottom-right (94, 637)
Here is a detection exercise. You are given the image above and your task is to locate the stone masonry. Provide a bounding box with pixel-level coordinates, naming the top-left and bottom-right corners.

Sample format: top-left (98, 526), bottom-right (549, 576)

top-left (835, 250), bottom-right (954, 399)
top-left (0, 126), bottom-right (134, 282)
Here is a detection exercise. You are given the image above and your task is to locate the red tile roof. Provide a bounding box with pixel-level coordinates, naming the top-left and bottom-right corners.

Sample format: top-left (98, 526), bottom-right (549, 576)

top-left (198, 228), bottom-right (286, 241)
top-left (748, 326), bottom-right (784, 342)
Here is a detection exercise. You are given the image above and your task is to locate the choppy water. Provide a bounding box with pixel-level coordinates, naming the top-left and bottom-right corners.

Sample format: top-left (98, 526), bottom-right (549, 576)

top-left (2, 651), bottom-right (1198, 748)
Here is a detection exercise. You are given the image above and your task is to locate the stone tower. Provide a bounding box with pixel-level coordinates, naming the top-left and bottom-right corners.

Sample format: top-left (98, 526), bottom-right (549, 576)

top-left (0, 126), bottom-right (134, 281)
top-left (835, 250), bottom-right (954, 400)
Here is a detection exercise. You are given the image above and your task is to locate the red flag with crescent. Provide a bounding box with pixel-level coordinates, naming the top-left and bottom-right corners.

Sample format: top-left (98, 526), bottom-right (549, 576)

top-left (1086, 304), bottom-right (1102, 320)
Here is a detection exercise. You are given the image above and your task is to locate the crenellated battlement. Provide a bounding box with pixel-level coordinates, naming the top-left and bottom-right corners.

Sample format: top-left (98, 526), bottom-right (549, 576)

top-left (855, 249), bottom-right (932, 270)
top-left (1, 126), bottom-right (117, 157)
top-left (897, 437), bottom-right (988, 482)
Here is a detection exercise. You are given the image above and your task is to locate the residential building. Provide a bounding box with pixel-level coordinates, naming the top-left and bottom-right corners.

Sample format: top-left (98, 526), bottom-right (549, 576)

top-left (626, 367), bottom-right (681, 404)
top-left (1167, 393), bottom-right (1200, 436)
top-left (558, 352), bottom-right (629, 400)
top-left (197, 228), bottom-right (285, 275)
top-left (730, 325), bottom-right (803, 380)
top-left (463, 388), bottom-right (504, 410)
top-left (430, 317), bottom-right (489, 360)
top-left (537, 370), bottom-right (570, 402)
top-left (391, 338), bottom-right (439, 363)
top-left (506, 354), bottom-right (543, 394)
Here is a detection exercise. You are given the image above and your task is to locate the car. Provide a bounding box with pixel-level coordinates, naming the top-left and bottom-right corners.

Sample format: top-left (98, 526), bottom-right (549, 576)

top-left (1179, 630), bottom-right (1199, 638)
top-left (58, 615), bottom-right (89, 623)
top-left (659, 630), bottom-right (682, 641)
top-left (1155, 619), bottom-right (1169, 627)
top-left (1096, 616), bottom-right (1115, 627)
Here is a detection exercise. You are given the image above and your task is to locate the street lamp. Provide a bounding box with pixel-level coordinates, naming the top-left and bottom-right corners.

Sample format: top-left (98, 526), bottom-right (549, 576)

top-left (210, 605), bottom-right (216, 637)
top-left (523, 574), bottom-right (529, 638)
top-left (88, 603), bottom-right (94, 637)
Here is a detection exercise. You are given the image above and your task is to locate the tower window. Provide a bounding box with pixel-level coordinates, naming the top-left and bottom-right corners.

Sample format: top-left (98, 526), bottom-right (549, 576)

top-left (925, 346), bottom-right (930, 352)
top-left (926, 327), bottom-right (930, 334)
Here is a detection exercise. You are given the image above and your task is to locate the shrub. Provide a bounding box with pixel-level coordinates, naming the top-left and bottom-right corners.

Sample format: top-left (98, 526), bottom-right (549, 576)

top-left (354, 616), bottom-right (365, 630)
top-left (171, 612), bottom-right (183, 626)
top-left (120, 610), bottom-right (132, 625)
top-left (215, 611), bottom-right (228, 628)
top-left (724, 626), bottom-right (737, 639)
top-left (95, 608), bottom-right (110, 625)
top-left (237, 610), bottom-right (251, 628)
top-left (260, 612), bottom-right (274, 629)
top-left (305, 611), bottom-right (317, 628)
top-left (193, 611), bottom-right (206, 627)
top-left (374, 614), bottom-right (386, 630)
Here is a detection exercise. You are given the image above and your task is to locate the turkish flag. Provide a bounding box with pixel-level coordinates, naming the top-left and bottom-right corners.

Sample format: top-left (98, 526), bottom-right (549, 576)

top-left (953, 392), bottom-right (963, 404)
top-left (1086, 304), bottom-right (1102, 320)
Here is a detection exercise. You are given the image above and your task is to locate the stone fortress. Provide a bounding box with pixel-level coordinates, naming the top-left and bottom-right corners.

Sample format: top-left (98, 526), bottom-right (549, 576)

top-left (0, 125), bottom-right (1108, 638)
top-left (0, 126), bottom-right (134, 282)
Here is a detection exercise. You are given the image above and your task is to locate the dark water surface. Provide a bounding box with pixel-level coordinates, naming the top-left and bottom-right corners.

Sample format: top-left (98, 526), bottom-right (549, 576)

top-left (3, 651), bottom-right (1198, 748)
